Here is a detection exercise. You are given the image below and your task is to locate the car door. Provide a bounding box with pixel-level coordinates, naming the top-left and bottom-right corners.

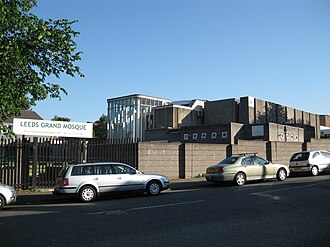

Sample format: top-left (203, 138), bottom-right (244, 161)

top-left (110, 164), bottom-right (145, 192)
top-left (252, 156), bottom-right (275, 179)
top-left (320, 151), bottom-right (330, 172)
top-left (241, 157), bottom-right (261, 180)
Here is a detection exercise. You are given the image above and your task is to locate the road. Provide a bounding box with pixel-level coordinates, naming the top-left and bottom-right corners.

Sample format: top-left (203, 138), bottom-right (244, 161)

top-left (1, 175), bottom-right (330, 247)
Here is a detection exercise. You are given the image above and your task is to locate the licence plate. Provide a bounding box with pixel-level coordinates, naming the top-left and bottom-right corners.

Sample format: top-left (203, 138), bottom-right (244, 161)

top-left (207, 168), bottom-right (217, 173)
top-left (293, 167), bottom-right (301, 171)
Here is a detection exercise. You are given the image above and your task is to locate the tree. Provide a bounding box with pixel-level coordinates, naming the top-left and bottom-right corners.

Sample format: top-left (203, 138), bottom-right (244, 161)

top-left (52, 115), bottom-right (70, 122)
top-left (94, 114), bottom-right (107, 139)
top-left (0, 0), bottom-right (84, 135)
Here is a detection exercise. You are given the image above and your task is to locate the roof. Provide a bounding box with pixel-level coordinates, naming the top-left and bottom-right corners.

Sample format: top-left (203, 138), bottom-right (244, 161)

top-left (3, 110), bottom-right (43, 124)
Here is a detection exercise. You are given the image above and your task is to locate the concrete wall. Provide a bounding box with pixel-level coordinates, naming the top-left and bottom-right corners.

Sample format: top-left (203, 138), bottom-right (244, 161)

top-left (306, 138), bottom-right (330, 151)
top-left (138, 142), bottom-right (181, 179)
top-left (184, 143), bottom-right (228, 179)
top-left (232, 140), bottom-right (268, 159)
top-left (204, 98), bottom-right (237, 125)
top-left (137, 139), bottom-right (330, 179)
top-left (269, 142), bottom-right (303, 165)
top-left (320, 115), bottom-right (330, 127)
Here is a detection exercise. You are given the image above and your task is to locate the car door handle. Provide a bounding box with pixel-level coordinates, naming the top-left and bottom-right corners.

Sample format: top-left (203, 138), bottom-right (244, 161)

top-left (117, 177), bottom-right (122, 180)
top-left (94, 177), bottom-right (98, 181)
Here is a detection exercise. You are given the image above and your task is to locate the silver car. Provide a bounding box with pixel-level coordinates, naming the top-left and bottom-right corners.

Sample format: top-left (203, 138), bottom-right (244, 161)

top-left (289, 150), bottom-right (330, 176)
top-left (205, 153), bottom-right (290, 186)
top-left (0, 183), bottom-right (17, 209)
top-left (53, 162), bottom-right (170, 202)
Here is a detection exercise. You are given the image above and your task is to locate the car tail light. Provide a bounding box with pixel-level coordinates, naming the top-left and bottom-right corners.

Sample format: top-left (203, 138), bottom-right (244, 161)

top-left (61, 178), bottom-right (69, 186)
top-left (219, 167), bottom-right (225, 172)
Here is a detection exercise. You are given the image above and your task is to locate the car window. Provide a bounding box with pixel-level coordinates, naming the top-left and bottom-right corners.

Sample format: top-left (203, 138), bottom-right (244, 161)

top-left (57, 166), bottom-right (69, 178)
top-left (252, 156), bottom-right (268, 165)
top-left (112, 164), bottom-right (136, 174)
top-left (94, 164), bottom-right (113, 175)
top-left (71, 165), bottom-right (94, 176)
top-left (290, 152), bottom-right (310, 161)
top-left (219, 157), bottom-right (239, 164)
top-left (312, 152), bottom-right (320, 159)
top-left (242, 157), bottom-right (254, 166)
top-left (321, 151), bottom-right (330, 159)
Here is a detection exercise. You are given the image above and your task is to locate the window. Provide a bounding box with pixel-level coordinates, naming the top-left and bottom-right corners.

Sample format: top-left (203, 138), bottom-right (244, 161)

top-left (94, 164), bottom-right (113, 175)
top-left (219, 157), bottom-right (238, 164)
top-left (312, 152), bottom-right (320, 159)
top-left (290, 152), bottom-right (310, 161)
top-left (112, 164), bottom-right (136, 174)
top-left (252, 156), bottom-right (268, 165)
top-left (211, 132), bottom-right (217, 139)
top-left (242, 157), bottom-right (254, 166)
top-left (192, 133), bottom-right (198, 139)
top-left (201, 133), bottom-right (207, 139)
top-left (321, 151), bottom-right (330, 158)
top-left (71, 165), bottom-right (94, 176)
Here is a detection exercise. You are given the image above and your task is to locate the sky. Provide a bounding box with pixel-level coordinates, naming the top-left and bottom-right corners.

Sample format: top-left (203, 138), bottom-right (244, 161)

top-left (31, 0), bottom-right (330, 122)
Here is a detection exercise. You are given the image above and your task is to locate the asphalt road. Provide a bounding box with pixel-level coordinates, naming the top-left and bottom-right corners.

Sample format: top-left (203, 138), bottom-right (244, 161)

top-left (1, 175), bottom-right (330, 247)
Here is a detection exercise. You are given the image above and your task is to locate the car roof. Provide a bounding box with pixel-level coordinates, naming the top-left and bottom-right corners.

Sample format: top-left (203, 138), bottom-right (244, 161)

top-left (70, 162), bottom-right (128, 167)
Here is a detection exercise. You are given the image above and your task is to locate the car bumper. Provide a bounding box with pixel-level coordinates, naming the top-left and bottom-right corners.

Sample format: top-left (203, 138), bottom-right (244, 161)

top-left (6, 194), bottom-right (17, 206)
top-left (163, 181), bottom-right (170, 190)
top-left (53, 187), bottom-right (76, 196)
top-left (205, 173), bottom-right (230, 182)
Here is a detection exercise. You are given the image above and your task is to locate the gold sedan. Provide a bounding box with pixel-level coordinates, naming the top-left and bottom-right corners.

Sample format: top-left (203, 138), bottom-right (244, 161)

top-left (205, 153), bottom-right (289, 186)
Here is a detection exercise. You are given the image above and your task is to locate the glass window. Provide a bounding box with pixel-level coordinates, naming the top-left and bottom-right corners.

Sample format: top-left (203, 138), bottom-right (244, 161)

top-left (321, 151), bottom-right (330, 158)
top-left (94, 164), bottom-right (113, 175)
top-left (112, 164), bottom-right (136, 174)
top-left (312, 152), bottom-right (320, 159)
top-left (290, 152), bottom-right (310, 161)
top-left (242, 157), bottom-right (254, 166)
top-left (219, 157), bottom-right (239, 164)
top-left (71, 165), bottom-right (94, 176)
top-left (252, 156), bottom-right (268, 165)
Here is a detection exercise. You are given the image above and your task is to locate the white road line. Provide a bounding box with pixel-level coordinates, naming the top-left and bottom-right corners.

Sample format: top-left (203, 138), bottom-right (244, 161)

top-left (251, 184), bottom-right (317, 196)
top-left (87, 200), bottom-right (205, 216)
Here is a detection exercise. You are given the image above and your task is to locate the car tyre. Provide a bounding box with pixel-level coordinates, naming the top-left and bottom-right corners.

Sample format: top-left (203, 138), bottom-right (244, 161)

top-left (311, 166), bottom-right (319, 176)
top-left (276, 168), bottom-right (287, 181)
top-left (234, 172), bottom-right (246, 186)
top-left (79, 186), bottom-right (97, 202)
top-left (0, 195), bottom-right (5, 209)
top-left (146, 181), bottom-right (161, 196)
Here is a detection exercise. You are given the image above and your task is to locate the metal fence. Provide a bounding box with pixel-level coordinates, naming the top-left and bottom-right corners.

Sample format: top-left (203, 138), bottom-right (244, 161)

top-left (0, 138), bottom-right (138, 189)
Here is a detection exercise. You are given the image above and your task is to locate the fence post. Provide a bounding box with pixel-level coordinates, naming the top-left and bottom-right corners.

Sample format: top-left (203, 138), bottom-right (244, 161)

top-left (32, 137), bottom-right (38, 189)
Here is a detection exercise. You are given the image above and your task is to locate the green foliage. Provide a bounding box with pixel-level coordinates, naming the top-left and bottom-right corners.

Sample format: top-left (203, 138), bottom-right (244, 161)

top-left (52, 115), bottom-right (70, 122)
top-left (94, 114), bottom-right (107, 139)
top-left (0, 0), bottom-right (84, 134)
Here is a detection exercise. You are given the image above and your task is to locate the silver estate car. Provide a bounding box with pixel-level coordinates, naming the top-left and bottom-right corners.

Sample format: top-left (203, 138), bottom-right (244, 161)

top-left (205, 153), bottom-right (290, 186)
top-left (53, 162), bottom-right (170, 202)
top-left (0, 183), bottom-right (17, 209)
top-left (289, 150), bottom-right (330, 176)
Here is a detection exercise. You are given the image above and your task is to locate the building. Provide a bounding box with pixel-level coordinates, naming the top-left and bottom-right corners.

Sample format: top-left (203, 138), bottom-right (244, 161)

top-left (1, 110), bottom-right (43, 138)
top-left (107, 94), bottom-right (323, 144)
top-left (107, 94), bottom-right (171, 142)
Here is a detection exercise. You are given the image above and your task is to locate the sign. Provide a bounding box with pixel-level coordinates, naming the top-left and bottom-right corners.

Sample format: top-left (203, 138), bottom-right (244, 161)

top-left (13, 118), bottom-right (93, 138)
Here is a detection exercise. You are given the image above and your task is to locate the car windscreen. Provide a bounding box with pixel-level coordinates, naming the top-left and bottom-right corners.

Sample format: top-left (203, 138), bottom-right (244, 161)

top-left (219, 157), bottom-right (239, 164)
top-left (290, 152), bottom-right (310, 161)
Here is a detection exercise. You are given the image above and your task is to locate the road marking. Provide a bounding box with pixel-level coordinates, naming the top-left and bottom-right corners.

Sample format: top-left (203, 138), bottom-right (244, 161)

top-left (250, 184), bottom-right (317, 200)
top-left (87, 200), bottom-right (205, 216)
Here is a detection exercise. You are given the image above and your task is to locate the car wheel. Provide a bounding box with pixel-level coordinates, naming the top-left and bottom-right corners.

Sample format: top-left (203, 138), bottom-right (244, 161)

top-left (311, 166), bottom-right (319, 176)
top-left (0, 195), bottom-right (5, 209)
top-left (79, 186), bottom-right (97, 202)
top-left (147, 181), bottom-right (161, 196)
top-left (276, 168), bottom-right (287, 181)
top-left (234, 172), bottom-right (246, 186)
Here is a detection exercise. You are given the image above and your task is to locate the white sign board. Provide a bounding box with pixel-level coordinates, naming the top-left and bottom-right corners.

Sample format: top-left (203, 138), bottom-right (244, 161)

top-left (13, 118), bottom-right (93, 138)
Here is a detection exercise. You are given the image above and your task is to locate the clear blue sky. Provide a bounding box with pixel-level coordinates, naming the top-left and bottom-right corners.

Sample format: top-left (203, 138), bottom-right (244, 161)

top-left (32, 0), bottom-right (330, 122)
